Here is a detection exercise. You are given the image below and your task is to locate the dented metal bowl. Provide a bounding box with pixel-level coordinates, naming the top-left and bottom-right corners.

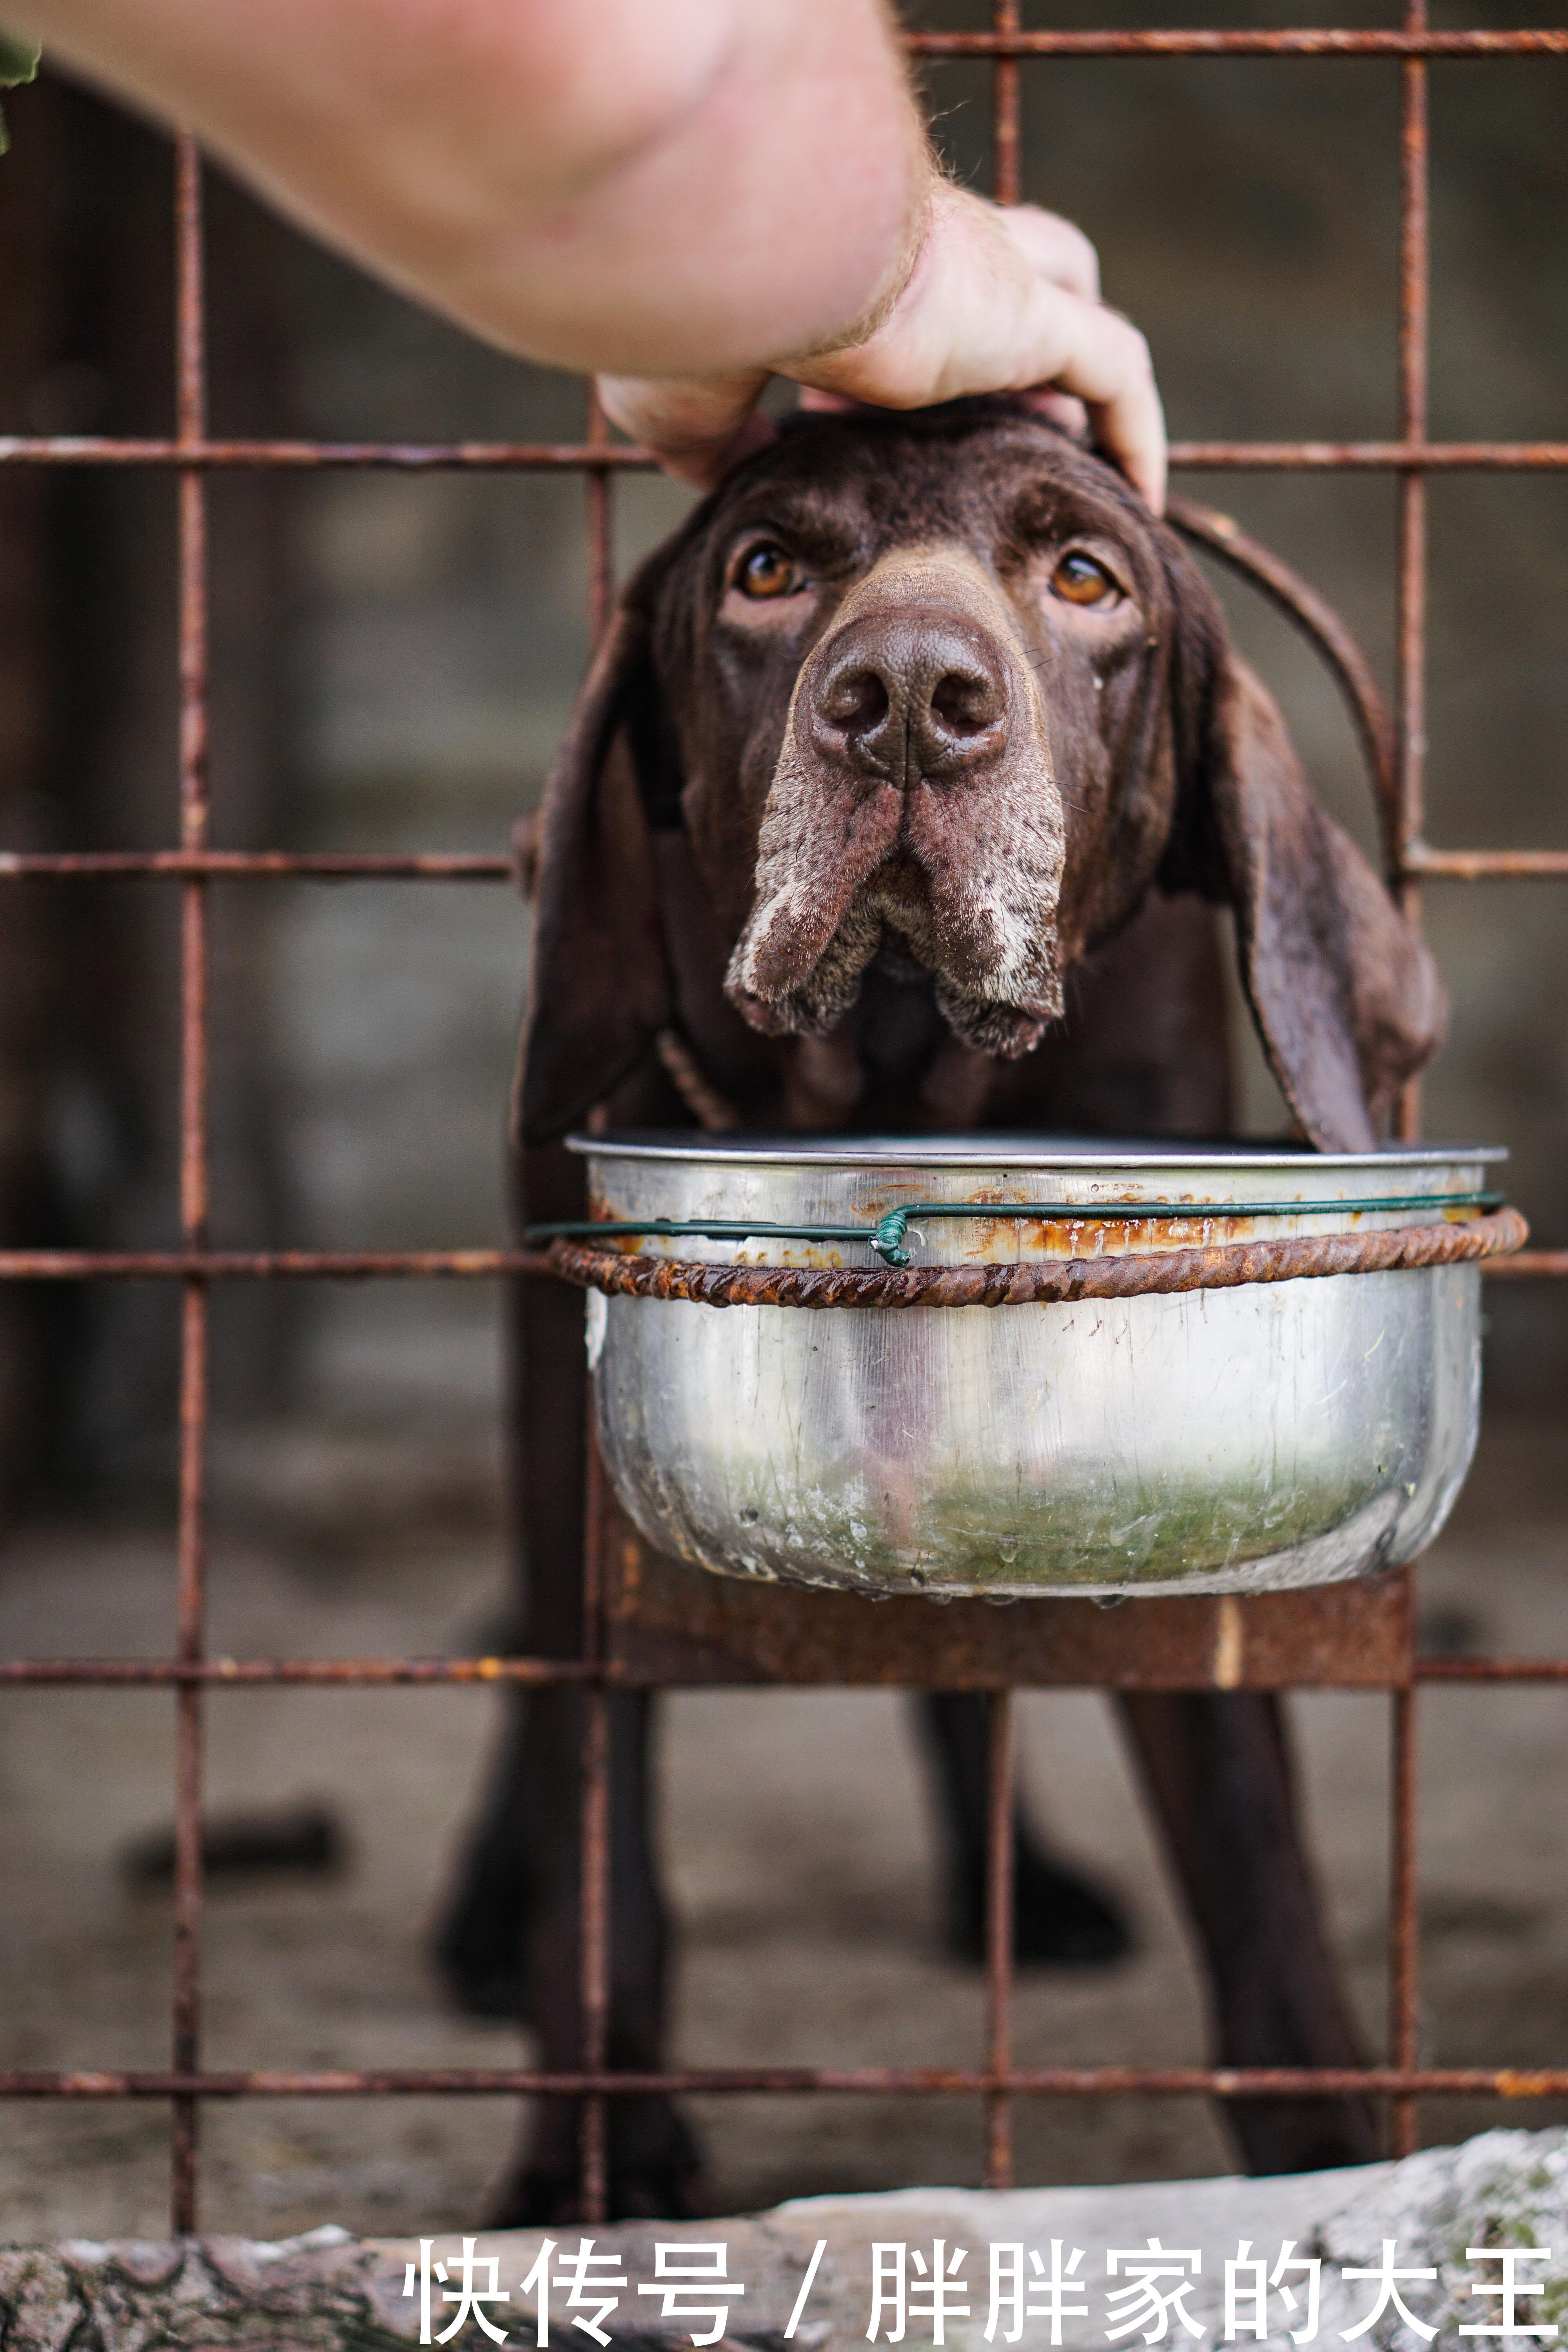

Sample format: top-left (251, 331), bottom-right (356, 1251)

top-left (573, 1134), bottom-right (1503, 1599)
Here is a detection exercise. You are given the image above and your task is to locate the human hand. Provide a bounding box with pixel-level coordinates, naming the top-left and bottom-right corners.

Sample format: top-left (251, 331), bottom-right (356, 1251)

top-left (597, 184), bottom-right (1165, 512)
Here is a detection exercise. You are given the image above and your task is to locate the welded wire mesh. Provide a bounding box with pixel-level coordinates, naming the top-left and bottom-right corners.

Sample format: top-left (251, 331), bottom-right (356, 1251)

top-left (0, 3), bottom-right (1565, 2234)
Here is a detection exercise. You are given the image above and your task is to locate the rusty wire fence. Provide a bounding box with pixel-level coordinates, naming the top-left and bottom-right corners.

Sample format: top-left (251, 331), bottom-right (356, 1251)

top-left (2, 2), bottom-right (1568, 2240)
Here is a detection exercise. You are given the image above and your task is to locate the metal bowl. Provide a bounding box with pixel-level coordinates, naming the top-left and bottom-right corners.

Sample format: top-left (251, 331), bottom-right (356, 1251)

top-left (573, 1134), bottom-right (1503, 1599)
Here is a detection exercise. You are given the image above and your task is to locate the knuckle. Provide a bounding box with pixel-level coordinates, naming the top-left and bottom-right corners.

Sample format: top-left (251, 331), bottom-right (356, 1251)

top-left (1065, 223), bottom-right (1101, 282)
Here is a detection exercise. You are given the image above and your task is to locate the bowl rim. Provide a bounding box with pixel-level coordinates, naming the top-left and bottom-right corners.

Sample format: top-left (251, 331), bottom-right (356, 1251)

top-left (568, 1129), bottom-right (1507, 1175)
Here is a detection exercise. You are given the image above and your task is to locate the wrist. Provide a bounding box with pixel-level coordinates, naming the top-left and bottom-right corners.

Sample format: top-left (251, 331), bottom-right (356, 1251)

top-left (778, 121), bottom-right (938, 370)
top-left (785, 180), bottom-right (1017, 410)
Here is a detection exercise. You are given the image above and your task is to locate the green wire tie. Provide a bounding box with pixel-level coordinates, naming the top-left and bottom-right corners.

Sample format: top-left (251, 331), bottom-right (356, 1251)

top-left (528, 1190), bottom-right (1503, 1271)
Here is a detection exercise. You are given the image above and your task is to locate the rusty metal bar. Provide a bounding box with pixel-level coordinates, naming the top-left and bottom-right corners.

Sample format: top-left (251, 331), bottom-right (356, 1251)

top-left (0, 1249), bottom-right (554, 1278)
top-left (170, 129), bottom-right (209, 2238)
top-left (1169, 441), bottom-right (1568, 470)
top-left (977, 3), bottom-right (1020, 2203)
top-left (0, 1658), bottom-right (602, 1686)
top-left (905, 28), bottom-right (1568, 56)
top-left (984, 1688), bottom-right (1015, 2189)
top-left (1394, 0), bottom-right (1430, 1145)
top-left (584, 387), bottom-right (616, 649)
top-left (579, 1446), bottom-right (613, 2222)
top-left (0, 437), bottom-right (654, 470)
top-left (1402, 846), bottom-right (1568, 879)
top-left (0, 851), bottom-right (515, 878)
top-left (1387, 7), bottom-right (1427, 2152)
top-left (5, 436), bottom-right (1568, 473)
top-left (2, 2063), bottom-right (1567, 2100)
top-left (1418, 1656), bottom-right (1568, 1681)
top-left (3, 842), bottom-right (1568, 884)
top-left (2, 842), bottom-right (1566, 885)
top-left (576, 387), bottom-right (617, 2225)
top-left (3, 1648), bottom-right (1568, 1689)
top-left (991, 0), bottom-right (1022, 208)
top-left (1389, 1687), bottom-right (1421, 2158)
top-left (0, 1244), bottom-right (1554, 1285)
top-left (2, 843), bottom-right (1565, 884)
top-left (578, 1676), bottom-right (612, 2220)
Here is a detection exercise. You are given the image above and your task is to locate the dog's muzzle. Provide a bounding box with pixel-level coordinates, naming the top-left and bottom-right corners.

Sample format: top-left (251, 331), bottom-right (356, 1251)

top-left (724, 548), bottom-right (1068, 1059)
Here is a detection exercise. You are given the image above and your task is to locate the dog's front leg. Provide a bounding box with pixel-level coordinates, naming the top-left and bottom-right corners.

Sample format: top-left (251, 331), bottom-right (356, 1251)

top-left (468, 1142), bottom-right (700, 2225)
top-left (1116, 1690), bottom-right (1380, 2173)
top-left (435, 1142), bottom-right (590, 2027)
top-left (916, 1693), bottom-right (1130, 1965)
top-left (485, 1684), bottom-right (701, 2225)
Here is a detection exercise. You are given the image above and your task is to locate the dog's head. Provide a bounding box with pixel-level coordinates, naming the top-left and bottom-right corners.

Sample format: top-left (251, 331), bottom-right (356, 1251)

top-left (521, 403), bottom-right (1443, 1150)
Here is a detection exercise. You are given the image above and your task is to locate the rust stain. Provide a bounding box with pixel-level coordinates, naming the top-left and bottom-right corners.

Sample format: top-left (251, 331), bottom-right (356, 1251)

top-left (1212, 1598), bottom-right (1246, 1689)
top-left (599, 1502), bottom-right (1416, 1691)
top-left (1497, 2069), bottom-right (1560, 2098)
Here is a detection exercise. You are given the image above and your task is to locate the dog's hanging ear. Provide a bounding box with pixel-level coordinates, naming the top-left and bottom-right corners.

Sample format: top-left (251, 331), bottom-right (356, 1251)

top-left (514, 555), bottom-right (677, 1146)
top-left (1162, 576), bottom-right (1446, 1152)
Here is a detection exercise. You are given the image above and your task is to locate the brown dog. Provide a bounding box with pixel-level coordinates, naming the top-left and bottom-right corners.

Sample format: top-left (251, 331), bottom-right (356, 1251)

top-left (449, 400), bottom-right (1444, 2222)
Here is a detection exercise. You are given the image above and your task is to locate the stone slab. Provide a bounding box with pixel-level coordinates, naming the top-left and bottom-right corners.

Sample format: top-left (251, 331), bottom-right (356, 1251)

top-left (5, 2129), bottom-right (1568, 2352)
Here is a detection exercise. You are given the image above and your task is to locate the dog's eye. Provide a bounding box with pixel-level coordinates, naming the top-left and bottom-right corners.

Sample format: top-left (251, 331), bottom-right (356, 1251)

top-left (1051, 551), bottom-right (1118, 607)
top-left (737, 543), bottom-right (801, 599)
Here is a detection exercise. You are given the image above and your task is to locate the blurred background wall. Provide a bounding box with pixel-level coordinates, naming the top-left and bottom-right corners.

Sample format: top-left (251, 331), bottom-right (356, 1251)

top-left (1, 0), bottom-right (1565, 1546)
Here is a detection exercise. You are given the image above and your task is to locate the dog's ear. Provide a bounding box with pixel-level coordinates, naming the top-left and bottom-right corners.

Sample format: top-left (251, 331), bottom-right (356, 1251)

top-left (514, 558), bottom-right (677, 1147)
top-left (1161, 578), bottom-right (1446, 1151)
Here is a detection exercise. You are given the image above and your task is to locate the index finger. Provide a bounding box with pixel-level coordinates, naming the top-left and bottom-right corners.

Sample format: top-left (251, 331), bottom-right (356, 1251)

top-left (1040, 296), bottom-right (1167, 514)
top-left (788, 188), bottom-right (1167, 511)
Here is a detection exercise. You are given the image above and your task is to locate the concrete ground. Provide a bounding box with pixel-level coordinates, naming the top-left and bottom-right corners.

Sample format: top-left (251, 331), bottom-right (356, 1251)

top-left (1, 1402), bottom-right (1565, 2245)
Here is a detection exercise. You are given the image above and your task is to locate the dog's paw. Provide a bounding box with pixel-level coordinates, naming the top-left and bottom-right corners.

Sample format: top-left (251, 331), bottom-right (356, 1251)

top-left (485, 2156), bottom-right (711, 2230)
top-left (486, 2102), bottom-right (708, 2227)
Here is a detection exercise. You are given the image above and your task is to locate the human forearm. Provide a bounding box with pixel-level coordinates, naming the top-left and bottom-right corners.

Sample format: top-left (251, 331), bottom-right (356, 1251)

top-left (8, 0), bottom-right (1165, 507)
top-left (3, 0), bottom-right (927, 378)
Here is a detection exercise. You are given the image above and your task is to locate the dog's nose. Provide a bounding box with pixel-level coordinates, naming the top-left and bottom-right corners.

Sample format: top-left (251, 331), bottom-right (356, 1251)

top-left (806, 606), bottom-right (1012, 783)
